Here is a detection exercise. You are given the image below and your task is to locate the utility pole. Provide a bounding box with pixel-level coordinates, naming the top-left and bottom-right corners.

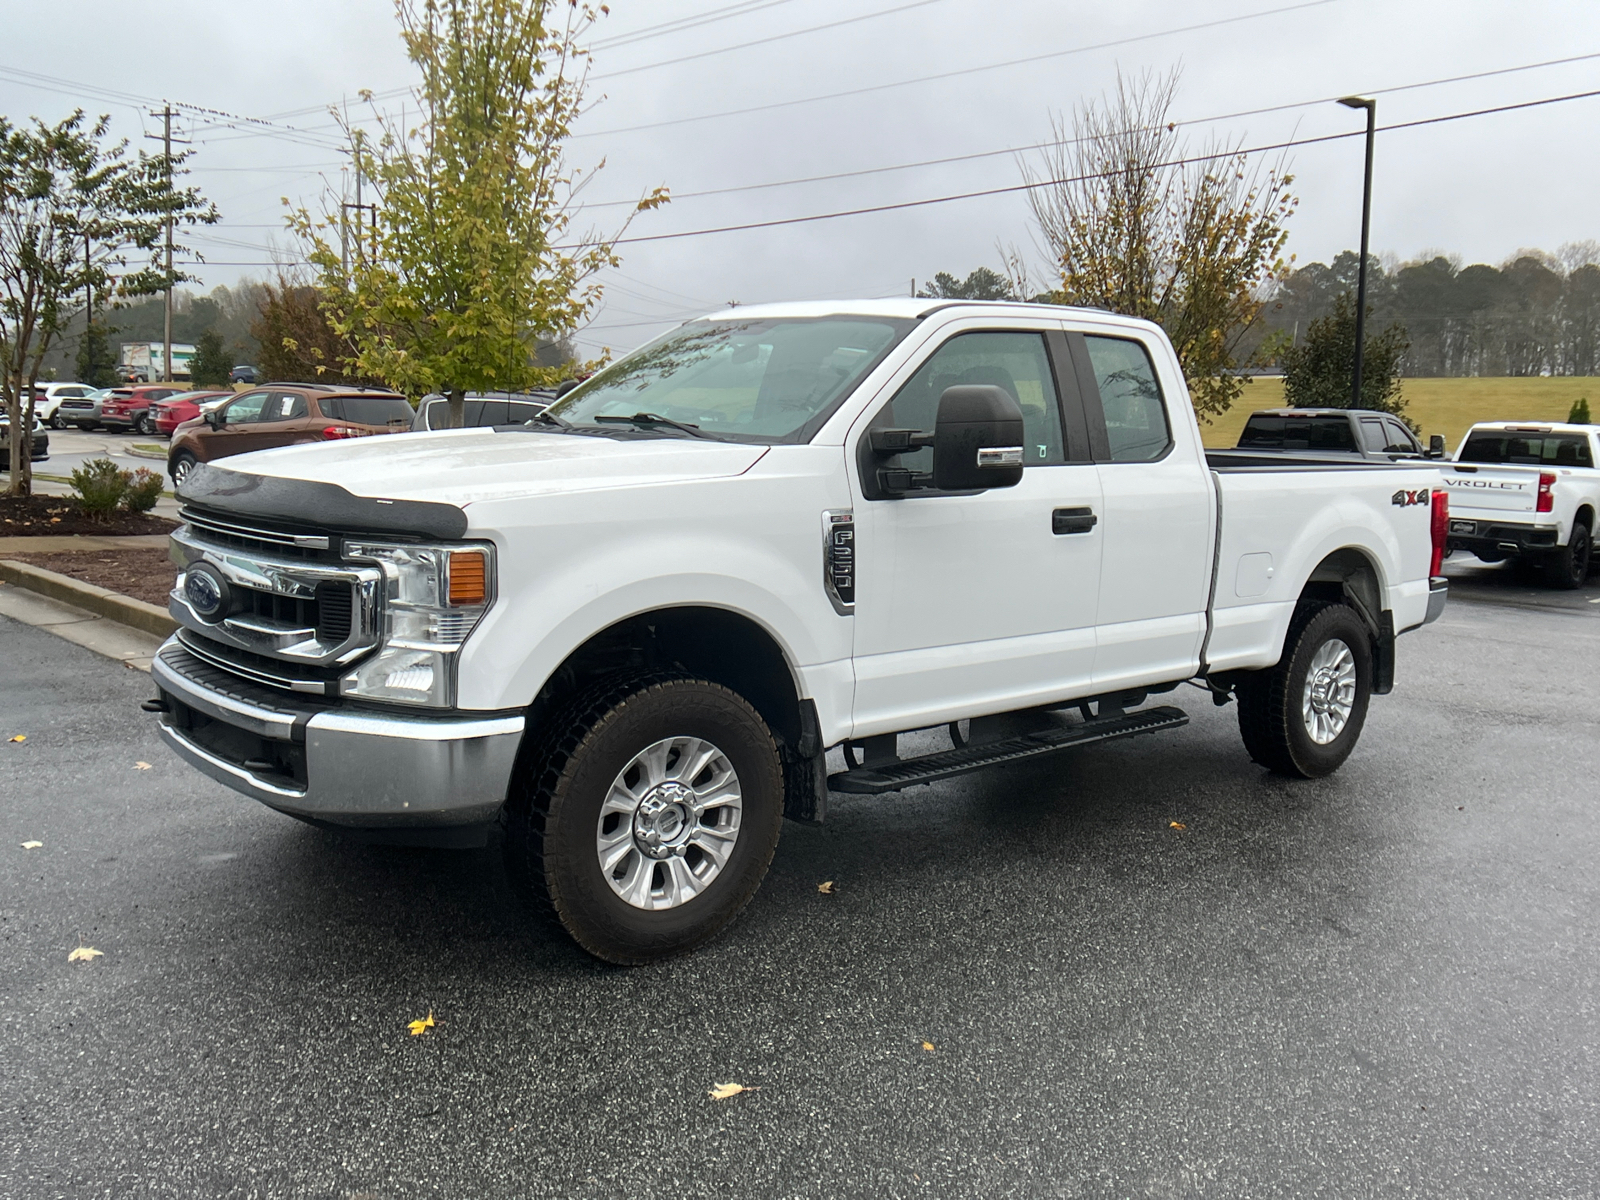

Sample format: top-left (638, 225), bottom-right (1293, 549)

top-left (146, 106), bottom-right (187, 383)
top-left (340, 130), bottom-right (377, 269)
top-left (1338, 95), bottom-right (1377, 408)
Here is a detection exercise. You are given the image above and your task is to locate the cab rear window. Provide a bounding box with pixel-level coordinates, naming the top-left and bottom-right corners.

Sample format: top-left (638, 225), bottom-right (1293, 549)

top-left (321, 396), bottom-right (414, 425)
top-left (1238, 415), bottom-right (1357, 451)
top-left (1459, 432), bottom-right (1593, 467)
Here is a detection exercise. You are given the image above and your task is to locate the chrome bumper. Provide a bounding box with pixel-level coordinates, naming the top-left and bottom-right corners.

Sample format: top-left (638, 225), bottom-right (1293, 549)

top-left (151, 637), bottom-right (523, 829)
top-left (1425, 575), bottom-right (1448, 624)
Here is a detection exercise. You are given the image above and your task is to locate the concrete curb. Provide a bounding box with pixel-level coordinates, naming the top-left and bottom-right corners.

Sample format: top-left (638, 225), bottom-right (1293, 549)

top-left (0, 559), bottom-right (177, 637)
top-left (127, 444), bottom-right (167, 461)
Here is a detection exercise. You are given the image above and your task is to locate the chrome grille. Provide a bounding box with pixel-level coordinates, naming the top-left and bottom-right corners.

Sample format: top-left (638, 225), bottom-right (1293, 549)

top-left (180, 506), bottom-right (337, 562)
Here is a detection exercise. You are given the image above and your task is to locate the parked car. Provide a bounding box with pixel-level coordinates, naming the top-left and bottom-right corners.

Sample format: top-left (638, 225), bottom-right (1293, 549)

top-left (166, 384), bottom-right (414, 485)
top-left (26, 382), bottom-right (97, 429)
top-left (57, 386), bottom-right (125, 430)
top-left (0, 411), bottom-right (50, 468)
top-left (115, 364), bottom-right (149, 384)
top-left (230, 365), bottom-right (262, 385)
top-left (1234, 408), bottom-right (1444, 462)
top-left (410, 390), bottom-right (554, 431)
top-left (1442, 421), bottom-right (1599, 588)
top-left (153, 390), bottom-right (233, 436)
top-left (151, 298), bottom-right (1450, 964)
top-left (100, 385), bottom-right (185, 434)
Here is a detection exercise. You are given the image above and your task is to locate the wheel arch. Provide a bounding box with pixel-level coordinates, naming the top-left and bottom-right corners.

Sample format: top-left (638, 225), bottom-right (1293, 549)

top-left (1574, 503), bottom-right (1594, 532)
top-left (520, 605), bottom-right (812, 760)
top-left (1297, 545), bottom-right (1393, 693)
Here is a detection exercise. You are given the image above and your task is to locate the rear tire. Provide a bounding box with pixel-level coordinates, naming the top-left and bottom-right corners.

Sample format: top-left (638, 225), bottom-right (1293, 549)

top-left (1236, 601), bottom-right (1373, 779)
top-left (504, 675), bottom-right (784, 964)
top-left (1543, 522), bottom-right (1591, 590)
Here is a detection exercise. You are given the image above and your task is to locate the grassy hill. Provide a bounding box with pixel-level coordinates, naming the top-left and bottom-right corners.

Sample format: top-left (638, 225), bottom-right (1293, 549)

top-left (1198, 377), bottom-right (1599, 452)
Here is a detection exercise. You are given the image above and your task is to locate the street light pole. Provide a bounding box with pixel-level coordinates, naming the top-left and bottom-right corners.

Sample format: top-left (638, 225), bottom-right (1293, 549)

top-left (1339, 95), bottom-right (1376, 408)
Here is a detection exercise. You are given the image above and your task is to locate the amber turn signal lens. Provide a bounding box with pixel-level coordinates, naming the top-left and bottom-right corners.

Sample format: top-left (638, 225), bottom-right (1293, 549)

top-left (447, 550), bottom-right (487, 606)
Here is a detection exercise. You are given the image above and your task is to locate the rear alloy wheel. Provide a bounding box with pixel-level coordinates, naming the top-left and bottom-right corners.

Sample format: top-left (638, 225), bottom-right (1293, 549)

top-left (1544, 522), bottom-right (1591, 590)
top-left (169, 451), bottom-right (198, 488)
top-left (1236, 601), bottom-right (1373, 778)
top-left (504, 675), bottom-right (783, 964)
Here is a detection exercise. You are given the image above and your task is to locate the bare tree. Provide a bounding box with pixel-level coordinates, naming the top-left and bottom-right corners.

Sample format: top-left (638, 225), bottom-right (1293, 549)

top-left (1023, 68), bottom-right (1297, 419)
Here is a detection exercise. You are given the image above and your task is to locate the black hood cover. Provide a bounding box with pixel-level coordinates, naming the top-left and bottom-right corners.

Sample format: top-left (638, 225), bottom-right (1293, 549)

top-left (178, 463), bottom-right (468, 541)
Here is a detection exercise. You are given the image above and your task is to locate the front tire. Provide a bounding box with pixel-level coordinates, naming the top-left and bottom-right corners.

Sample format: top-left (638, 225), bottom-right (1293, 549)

top-left (1543, 522), bottom-right (1591, 590)
top-left (504, 676), bottom-right (784, 964)
top-left (49, 413), bottom-right (67, 430)
top-left (1236, 601), bottom-right (1373, 779)
top-left (169, 451), bottom-right (198, 488)
top-left (137, 414), bottom-right (157, 436)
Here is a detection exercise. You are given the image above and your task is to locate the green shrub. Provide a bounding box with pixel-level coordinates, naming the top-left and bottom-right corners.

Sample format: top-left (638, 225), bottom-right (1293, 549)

top-left (1568, 397), bottom-right (1591, 425)
top-left (124, 467), bottom-right (165, 513)
top-left (70, 457), bottom-right (131, 519)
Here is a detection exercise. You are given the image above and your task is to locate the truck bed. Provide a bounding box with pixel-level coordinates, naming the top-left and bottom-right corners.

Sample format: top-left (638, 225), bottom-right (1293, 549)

top-left (1205, 449), bottom-right (1435, 471)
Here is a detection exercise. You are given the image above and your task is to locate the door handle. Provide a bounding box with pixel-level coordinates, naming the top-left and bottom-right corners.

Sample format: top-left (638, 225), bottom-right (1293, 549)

top-left (1052, 506), bottom-right (1097, 535)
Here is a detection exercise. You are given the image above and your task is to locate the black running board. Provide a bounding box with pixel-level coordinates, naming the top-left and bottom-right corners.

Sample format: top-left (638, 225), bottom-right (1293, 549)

top-left (828, 705), bottom-right (1189, 795)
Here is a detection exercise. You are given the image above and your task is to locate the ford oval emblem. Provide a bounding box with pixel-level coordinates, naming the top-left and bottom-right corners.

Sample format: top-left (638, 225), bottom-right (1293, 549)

top-left (184, 565), bottom-right (229, 622)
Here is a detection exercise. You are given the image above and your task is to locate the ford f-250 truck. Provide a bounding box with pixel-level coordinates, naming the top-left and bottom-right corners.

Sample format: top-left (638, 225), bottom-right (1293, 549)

top-left (1442, 421), bottom-right (1599, 588)
top-left (147, 300), bottom-right (1449, 963)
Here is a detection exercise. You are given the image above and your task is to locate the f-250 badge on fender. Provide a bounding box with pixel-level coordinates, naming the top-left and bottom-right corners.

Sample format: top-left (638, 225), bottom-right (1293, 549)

top-left (1392, 488), bottom-right (1431, 507)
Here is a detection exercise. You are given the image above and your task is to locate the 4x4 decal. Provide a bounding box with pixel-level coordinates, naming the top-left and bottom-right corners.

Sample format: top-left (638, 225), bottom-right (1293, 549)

top-left (1392, 488), bottom-right (1431, 507)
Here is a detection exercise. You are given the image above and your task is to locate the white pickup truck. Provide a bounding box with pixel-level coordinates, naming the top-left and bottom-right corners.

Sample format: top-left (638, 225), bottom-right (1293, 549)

top-left (1442, 421), bottom-right (1599, 588)
top-left (148, 300), bottom-right (1448, 962)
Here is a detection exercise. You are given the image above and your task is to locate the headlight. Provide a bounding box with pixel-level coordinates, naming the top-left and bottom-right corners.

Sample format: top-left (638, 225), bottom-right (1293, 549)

top-left (339, 540), bottom-right (494, 706)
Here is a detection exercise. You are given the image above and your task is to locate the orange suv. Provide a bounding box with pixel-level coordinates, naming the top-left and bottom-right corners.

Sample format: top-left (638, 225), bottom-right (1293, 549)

top-left (167, 384), bottom-right (415, 486)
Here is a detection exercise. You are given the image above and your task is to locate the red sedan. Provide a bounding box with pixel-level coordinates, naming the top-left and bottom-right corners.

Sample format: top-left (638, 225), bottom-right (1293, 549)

top-left (99, 385), bottom-right (184, 434)
top-left (152, 390), bottom-right (233, 436)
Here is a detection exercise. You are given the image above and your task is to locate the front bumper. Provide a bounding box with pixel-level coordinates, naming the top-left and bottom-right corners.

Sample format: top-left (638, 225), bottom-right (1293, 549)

top-left (1446, 518), bottom-right (1558, 559)
top-left (150, 638), bottom-right (524, 831)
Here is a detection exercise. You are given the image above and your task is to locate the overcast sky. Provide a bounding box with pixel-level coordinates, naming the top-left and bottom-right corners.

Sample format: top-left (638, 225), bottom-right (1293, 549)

top-left (4, 0), bottom-right (1597, 357)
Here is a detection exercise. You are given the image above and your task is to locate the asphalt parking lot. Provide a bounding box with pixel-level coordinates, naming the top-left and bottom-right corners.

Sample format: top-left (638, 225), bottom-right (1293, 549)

top-left (2, 580), bottom-right (1597, 1198)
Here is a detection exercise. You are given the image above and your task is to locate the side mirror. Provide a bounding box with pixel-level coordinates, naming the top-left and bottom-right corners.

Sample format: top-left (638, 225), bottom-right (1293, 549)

top-left (931, 385), bottom-right (1025, 491)
top-left (555, 378), bottom-right (581, 399)
top-left (204, 410), bottom-right (219, 428)
top-left (1428, 434), bottom-right (1446, 458)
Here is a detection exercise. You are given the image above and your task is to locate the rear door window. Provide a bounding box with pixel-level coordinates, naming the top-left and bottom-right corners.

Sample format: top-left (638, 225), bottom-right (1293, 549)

top-left (322, 396), bottom-right (415, 426)
top-left (1082, 336), bottom-right (1170, 462)
top-left (1359, 418), bottom-right (1388, 453)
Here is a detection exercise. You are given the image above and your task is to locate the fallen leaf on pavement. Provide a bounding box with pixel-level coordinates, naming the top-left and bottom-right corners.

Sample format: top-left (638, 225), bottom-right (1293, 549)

top-left (922, 1042), bottom-right (936, 1052)
top-left (133, 762), bottom-right (152, 770)
top-left (1169, 821), bottom-right (1187, 830)
top-left (407, 1010), bottom-right (436, 1036)
top-left (8, 734), bottom-right (24, 743)
top-left (68, 947), bottom-right (104, 963)
top-left (817, 880), bottom-right (834, 894)
top-left (709, 1082), bottom-right (758, 1100)
top-left (21, 841), bottom-right (42, 850)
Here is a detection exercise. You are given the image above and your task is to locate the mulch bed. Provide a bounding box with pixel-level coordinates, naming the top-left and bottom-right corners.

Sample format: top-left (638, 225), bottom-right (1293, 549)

top-left (8, 547), bottom-right (177, 607)
top-left (0, 494), bottom-right (177, 537)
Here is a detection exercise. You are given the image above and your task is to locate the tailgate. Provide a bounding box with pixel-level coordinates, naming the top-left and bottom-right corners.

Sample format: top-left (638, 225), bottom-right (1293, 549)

top-left (1440, 464), bottom-right (1538, 514)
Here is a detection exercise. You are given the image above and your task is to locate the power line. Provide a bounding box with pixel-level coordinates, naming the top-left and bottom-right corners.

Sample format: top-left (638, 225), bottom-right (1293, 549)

top-left (571, 0), bottom-right (1345, 138)
top-left (594, 0), bottom-right (949, 80)
top-left (591, 0), bottom-right (808, 50)
top-left (564, 86), bottom-right (1600, 249)
top-left (572, 48), bottom-right (1600, 211)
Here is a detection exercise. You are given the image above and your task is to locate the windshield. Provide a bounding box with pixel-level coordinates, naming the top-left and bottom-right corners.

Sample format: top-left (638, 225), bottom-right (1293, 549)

top-left (548, 316), bottom-right (911, 443)
top-left (1459, 431), bottom-right (1593, 467)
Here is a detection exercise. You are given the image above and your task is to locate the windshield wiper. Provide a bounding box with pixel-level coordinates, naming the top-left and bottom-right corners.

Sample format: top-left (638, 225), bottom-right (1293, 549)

top-left (592, 412), bottom-right (723, 440)
top-left (530, 407), bottom-right (573, 430)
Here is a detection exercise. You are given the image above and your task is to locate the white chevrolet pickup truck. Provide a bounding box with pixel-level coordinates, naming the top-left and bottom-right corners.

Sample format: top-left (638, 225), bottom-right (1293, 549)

top-left (1442, 421), bottom-right (1599, 588)
top-left (148, 300), bottom-right (1448, 962)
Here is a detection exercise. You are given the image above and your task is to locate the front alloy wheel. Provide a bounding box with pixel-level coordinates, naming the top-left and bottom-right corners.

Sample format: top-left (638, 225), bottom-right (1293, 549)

top-left (505, 676), bottom-right (783, 963)
top-left (596, 736), bottom-right (743, 910)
